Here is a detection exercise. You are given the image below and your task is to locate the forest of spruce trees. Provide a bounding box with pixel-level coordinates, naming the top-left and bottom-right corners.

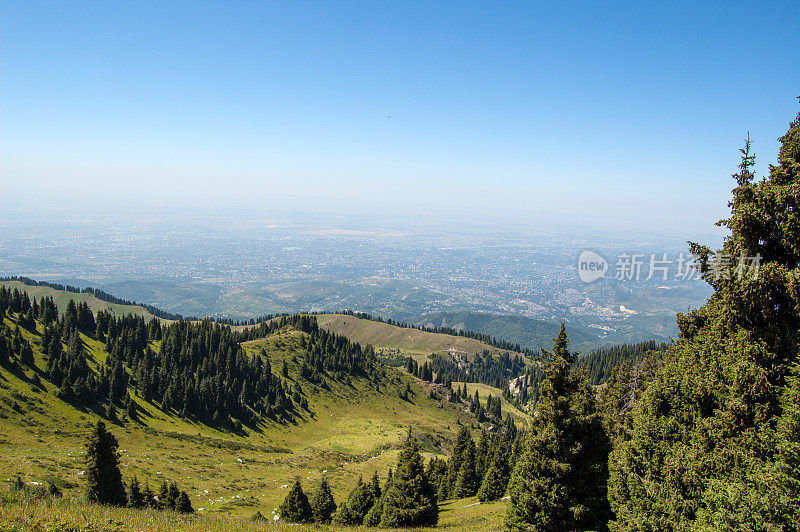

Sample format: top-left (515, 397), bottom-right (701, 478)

top-left (0, 291), bottom-right (382, 429)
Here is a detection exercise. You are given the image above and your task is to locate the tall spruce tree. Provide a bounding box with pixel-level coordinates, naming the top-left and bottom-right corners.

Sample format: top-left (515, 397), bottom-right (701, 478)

top-left (364, 472), bottom-right (391, 527)
top-left (452, 436), bottom-right (480, 498)
top-left (506, 325), bottom-right (611, 531)
top-left (166, 482), bottom-right (180, 510)
top-left (176, 491), bottom-right (194, 514)
top-left (379, 430), bottom-right (438, 527)
top-left (279, 478), bottom-right (312, 523)
top-left (609, 108), bottom-right (800, 530)
top-left (334, 475), bottom-right (375, 525)
top-left (310, 476), bottom-right (337, 524)
top-left (142, 482), bottom-right (156, 508)
top-left (441, 425), bottom-right (473, 500)
top-left (85, 421), bottom-right (127, 506)
top-left (371, 470), bottom-right (382, 499)
top-left (127, 476), bottom-right (144, 508)
top-left (478, 441), bottom-right (511, 502)
top-left (157, 481), bottom-right (169, 510)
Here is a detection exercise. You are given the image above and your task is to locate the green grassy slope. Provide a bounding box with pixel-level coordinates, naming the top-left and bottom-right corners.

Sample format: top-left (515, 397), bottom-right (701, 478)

top-left (0, 280), bottom-right (160, 320)
top-left (0, 312), bottom-right (479, 521)
top-left (316, 314), bottom-right (527, 364)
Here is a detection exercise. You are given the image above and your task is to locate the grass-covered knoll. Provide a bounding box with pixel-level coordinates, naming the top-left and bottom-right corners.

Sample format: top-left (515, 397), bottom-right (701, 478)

top-left (317, 314), bottom-right (526, 364)
top-left (0, 280), bottom-right (160, 320)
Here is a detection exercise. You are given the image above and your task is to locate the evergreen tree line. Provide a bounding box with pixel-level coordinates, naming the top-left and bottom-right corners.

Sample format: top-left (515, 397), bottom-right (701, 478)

top-left (98, 313), bottom-right (378, 427)
top-left (0, 287), bottom-right (49, 367)
top-left (0, 286), bottom-right (60, 330)
top-left (1, 297), bottom-right (381, 430)
top-left (279, 429), bottom-right (438, 527)
top-left (1, 275), bottom-right (296, 325)
top-left (0, 276), bottom-right (188, 321)
top-left (436, 424), bottom-right (520, 504)
top-left (577, 339), bottom-right (669, 385)
top-left (425, 350), bottom-right (526, 391)
top-left (1, 283), bottom-right (659, 420)
top-left (0, 318), bottom-right (35, 368)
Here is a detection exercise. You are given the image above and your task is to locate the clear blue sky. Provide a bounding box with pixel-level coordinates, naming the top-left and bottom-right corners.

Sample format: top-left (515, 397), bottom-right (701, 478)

top-left (1, 1), bottom-right (798, 235)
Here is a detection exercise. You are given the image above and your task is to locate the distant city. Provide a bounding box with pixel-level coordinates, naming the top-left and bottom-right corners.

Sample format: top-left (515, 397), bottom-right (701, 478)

top-left (1, 209), bottom-right (714, 349)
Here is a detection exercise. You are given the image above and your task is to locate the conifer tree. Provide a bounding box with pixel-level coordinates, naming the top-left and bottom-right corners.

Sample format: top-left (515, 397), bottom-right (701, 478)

top-left (609, 109), bottom-right (800, 530)
top-left (310, 476), bottom-right (337, 524)
top-left (85, 421), bottom-right (127, 506)
top-left (20, 342), bottom-right (34, 367)
top-left (126, 398), bottom-right (138, 422)
top-left (142, 482), bottom-right (156, 508)
top-left (453, 436), bottom-right (479, 498)
top-left (166, 481), bottom-right (180, 509)
top-left (334, 475), bottom-right (375, 525)
top-left (279, 478), bottom-right (312, 523)
top-left (506, 325), bottom-right (610, 531)
top-left (176, 491), bottom-right (194, 514)
top-left (478, 442), bottom-right (511, 502)
top-left (371, 470), bottom-right (382, 499)
top-left (364, 470), bottom-right (391, 527)
top-left (157, 481), bottom-right (169, 509)
top-left (127, 476), bottom-right (144, 508)
top-left (379, 430), bottom-right (438, 527)
top-left (441, 425), bottom-right (472, 499)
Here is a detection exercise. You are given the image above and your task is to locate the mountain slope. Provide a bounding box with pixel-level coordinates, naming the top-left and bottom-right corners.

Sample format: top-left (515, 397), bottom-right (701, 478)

top-left (0, 279), bottom-right (161, 320)
top-left (317, 313), bottom-right (529, 363)
top-left (0, 308), bottom-right (475, 520)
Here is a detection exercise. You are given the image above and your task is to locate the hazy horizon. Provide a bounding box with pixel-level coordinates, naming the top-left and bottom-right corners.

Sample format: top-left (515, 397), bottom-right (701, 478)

top-left (2, 2), bottom-right (799, 235)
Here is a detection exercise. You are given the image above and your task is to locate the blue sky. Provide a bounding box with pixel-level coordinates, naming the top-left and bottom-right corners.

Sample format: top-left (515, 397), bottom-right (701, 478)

top-left (1, 1), bottom-right (798, 235)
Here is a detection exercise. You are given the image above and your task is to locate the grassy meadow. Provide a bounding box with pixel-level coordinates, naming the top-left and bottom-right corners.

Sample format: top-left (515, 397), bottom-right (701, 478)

top-left (0, 311), bottom-right (488, 522)
top-left (316, 314), bottom-right (529, 365)
top-left (0, 487), bottom-right (508, 531)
